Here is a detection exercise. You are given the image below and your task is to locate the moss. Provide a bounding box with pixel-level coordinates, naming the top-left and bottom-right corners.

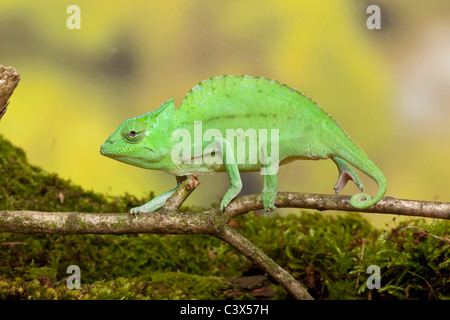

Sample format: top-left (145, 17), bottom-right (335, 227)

top-left (0, 277), bottom-right (59, 300)
top-left (0, 134), bottom-right (449, 300)
top-left (230, 212), bottom-right (449, 300)
top-left (62, 213), bottom-right (87, 232)
top-left (149, 272), bottom-right (230, 300)
top-left (0, 274), bottom-right (230, 300)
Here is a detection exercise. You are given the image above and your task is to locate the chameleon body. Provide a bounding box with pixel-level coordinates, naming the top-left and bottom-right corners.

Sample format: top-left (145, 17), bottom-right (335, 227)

top-left (100, 75), bottom-right (387, 214)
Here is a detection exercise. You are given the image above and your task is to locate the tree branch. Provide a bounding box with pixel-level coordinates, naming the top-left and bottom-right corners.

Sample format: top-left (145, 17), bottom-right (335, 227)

top-left (0, 65), bottom-right (20, 121)
top-left (224, 192), bottom-right (450, 220)
top-left (214, 225), bottom-right (314, 300)
top-left (1, 180), bottom-right (448, 300)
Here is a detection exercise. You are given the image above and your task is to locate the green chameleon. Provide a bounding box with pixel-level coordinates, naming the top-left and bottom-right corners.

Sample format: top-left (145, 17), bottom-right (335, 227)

top-left (100, 75), bottom-right (387, 214)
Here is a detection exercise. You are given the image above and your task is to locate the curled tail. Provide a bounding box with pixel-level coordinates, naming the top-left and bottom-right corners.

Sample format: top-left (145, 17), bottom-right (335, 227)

top-left (349, 165), bottom-right (387, 209)
top-left (332, 138), bottom-right (387, 210)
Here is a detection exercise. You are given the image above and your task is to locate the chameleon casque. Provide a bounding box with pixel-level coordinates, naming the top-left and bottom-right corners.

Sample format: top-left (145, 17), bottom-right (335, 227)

top-left (100, 75), bottom-right (387, 214)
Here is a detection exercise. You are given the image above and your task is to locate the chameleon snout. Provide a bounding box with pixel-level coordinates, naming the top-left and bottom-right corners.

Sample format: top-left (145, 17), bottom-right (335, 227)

top-left (100, 137), bottom-right (116, 155)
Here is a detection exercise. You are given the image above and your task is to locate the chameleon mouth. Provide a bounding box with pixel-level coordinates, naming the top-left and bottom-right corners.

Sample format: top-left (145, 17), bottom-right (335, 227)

top-left (100, 146), bottom-right (153, 157)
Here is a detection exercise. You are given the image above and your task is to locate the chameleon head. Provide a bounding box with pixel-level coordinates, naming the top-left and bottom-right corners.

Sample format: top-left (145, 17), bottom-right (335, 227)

top-left (100, 99), bottom-right (175, 168)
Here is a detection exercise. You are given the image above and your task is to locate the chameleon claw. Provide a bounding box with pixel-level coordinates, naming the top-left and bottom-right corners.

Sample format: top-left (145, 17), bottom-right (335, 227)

top-left (333, 157), bottom-right (364, 194)
top-left (334, 170), bottom-right (364, 194)
top-left (220, 184), bottom-right (242, 211)
top-left (263, 202), bottom-right (277, 212)
top-left (130, 207), bottom-right (142, 215)
top-left (219, 199), bottom-right (229, 211)
top-left (261, 190), bottom-right (277, 212)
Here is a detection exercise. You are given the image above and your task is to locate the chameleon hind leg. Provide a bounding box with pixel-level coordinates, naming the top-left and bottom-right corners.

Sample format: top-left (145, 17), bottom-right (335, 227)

top-left (130, 175), bottom-right (187, 214)
top-left (260, 140), bottom-right (280, 211)
top-left (261, 173), bottom-right (278, 211)
top-left (332, 157), bottom-right (364, 193)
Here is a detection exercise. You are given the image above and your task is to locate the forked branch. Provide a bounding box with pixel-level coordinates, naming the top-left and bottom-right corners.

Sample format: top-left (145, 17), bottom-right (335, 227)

top-left (1, 175), bottom-right (448, 299)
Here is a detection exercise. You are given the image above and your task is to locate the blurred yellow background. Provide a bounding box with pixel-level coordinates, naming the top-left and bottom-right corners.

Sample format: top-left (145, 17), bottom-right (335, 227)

top-left (1, 0), bottom-right (449, 228)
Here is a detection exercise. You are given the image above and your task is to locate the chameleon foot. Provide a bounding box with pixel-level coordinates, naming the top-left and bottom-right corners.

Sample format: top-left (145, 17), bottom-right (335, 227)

top-left (332, 157), bottom-right (364, 193)
top-left (130, 207), bottom-right (143, 215)
top-left (261, 188), bottom-right (277, 212)
top-left (220, 182), bottom-right (242, 210)
top-left (219, 199), bottom-right (229, 211)
top-left (129, 201), bottom-right (164, 215)
top-left (129, 188), bottom-right (178, 215)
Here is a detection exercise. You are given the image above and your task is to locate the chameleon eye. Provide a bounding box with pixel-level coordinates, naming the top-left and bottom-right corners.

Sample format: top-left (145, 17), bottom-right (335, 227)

top-left (129, 130), bottom-right (138, 138)
top-left (121, 121), bottom-right (145, 143)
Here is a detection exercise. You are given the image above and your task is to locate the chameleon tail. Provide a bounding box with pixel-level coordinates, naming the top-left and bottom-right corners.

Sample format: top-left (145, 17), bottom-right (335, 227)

top-left (333, 141), bottom-right (387, 209)
top-left (349, 167), bottom-right (387, 209)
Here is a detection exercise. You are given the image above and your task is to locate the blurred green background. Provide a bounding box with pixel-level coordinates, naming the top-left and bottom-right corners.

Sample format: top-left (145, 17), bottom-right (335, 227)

top-left (1, 0), bottom-right (449, 228)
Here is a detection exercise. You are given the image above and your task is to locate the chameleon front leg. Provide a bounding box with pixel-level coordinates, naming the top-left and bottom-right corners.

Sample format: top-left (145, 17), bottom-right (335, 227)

top-left (215, 138), bottom-right (242, 210)
top-left (220, 161), bottom-right (242, 210)
top-left (130, 175), bottom-right (187, 214)
top-left (257, 139), bottom-right (280, 211)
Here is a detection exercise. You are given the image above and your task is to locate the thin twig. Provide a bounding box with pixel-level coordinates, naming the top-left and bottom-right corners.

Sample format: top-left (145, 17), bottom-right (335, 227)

top-left (355, 241), bottom-right (365, 291)
top-left (408, 271), bottom-right (438, 299)
top-left (164, 175), bottom-right (200, 211)
top-left (400, 226), bottom-right (450, 243)
top-left (213, 225), bottom-right (314, 300)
